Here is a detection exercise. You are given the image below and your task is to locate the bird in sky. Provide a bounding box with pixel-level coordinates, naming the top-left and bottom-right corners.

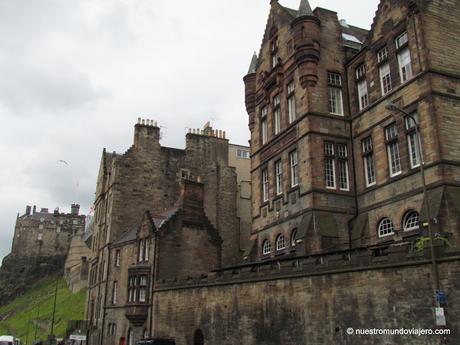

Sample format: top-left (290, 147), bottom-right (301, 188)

top-left (57, 160), bottom-right (69, 165)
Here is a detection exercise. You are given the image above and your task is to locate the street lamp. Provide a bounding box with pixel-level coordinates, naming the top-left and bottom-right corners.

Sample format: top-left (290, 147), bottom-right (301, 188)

top-left (385, 102), bottom-right (441, 302)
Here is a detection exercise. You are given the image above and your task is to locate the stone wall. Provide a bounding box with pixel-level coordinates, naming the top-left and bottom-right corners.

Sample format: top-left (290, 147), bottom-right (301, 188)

top-left (151, 254), bottom-right (459, 345)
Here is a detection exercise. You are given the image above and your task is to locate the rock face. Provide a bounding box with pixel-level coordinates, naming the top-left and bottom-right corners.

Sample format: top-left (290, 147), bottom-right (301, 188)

top-left (0, 254), bottom-right (66, 306)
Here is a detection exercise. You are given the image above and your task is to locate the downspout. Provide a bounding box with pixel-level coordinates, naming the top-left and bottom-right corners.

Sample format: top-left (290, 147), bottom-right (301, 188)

top-left (346, 65), bottom-right (360, 250)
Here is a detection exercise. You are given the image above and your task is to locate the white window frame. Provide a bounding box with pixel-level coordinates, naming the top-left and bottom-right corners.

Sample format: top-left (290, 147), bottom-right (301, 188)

top-left (377, 46), bottom-right (388, 63)
top-left (262, 239), bottom-right (271, 255)
top-left (403, 210), bottom-right (420, 231)
top-left (395, 32), bottom-right (408, 49)
top-left (289, 150), bottom-right (299, 187)
top-left (397, 48), bottom-right (412, 83)
top-left (337, 144), bottom-right (349, 191)
top-left (357, 79), bottom-right (369, 110)
top-left (363, 137), bottom-right (376, 187)
top-left (378, 218), bottom-right (395, 237)
top-left (139, 275), bottom-right (147, 302)
top-left (274, 94), bottom-right (281, 135)
top-left (405, 115), bottom-right (421, 168)
top-left (112, 281), bottom-right (118, 304)
top-left (324, 142), bottom-right (336, 189)
top-left (290, 229), bottom-right (297, 247)
top-left (276, 234), bottom-right (286, 251)
top-left (385, 124), bottom-right (402, 177)
top-left (287, 81), bottom-right (296, 123)
top-left (275, 160), bottom-right (283, 195)
top-left (261, 106), bottom-right (268, 145)
top-left (115, 250), bottom-right (120, 267)
top-left (327, 72), bottom-right (343, 115)
top-left (262, 169), bottom-right (269, 202)
top-left (379, 62), bottom-right (392, 95)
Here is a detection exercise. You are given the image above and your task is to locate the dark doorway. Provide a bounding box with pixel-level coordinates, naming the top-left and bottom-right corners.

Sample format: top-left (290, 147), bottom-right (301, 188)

top-left (193, 330), bottom-right (204, 345)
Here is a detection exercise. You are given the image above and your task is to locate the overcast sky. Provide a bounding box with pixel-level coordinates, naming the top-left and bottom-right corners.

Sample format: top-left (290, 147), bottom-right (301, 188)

top-left (0, 0), bottom-right (379, 262)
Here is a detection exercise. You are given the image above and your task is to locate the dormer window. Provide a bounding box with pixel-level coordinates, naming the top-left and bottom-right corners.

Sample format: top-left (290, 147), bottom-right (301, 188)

top-left (138, 238), bottom-right (149, 262)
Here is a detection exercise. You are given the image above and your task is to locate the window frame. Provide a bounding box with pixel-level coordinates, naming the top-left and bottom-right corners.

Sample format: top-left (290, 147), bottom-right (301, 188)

top-left (403, 210), bottom-right (420, 231)
top-left (327, 72), bottom-right (344, 115)
top-left (289, 150), bottom-right (299, 188)
top-left (385, 123), bottom-right (402, 177)
top-left (275, 160), bottom-right (283, 195)
top-left (378, 218), bottom-right (395, 238)
top-left (362, 136), bottom-right (376, 187)
top-left (262, 168), bottom-right (269, 202)
top-left (273, 94), bottom-right (281, 135)
top-left (276, 234), bottom-right (286, 251)
top-left (379, 62), bottom-right (392, 95)
top-left (262, 239), bottom-right (271, 255)
top-left (287, 81), bottom-right (296, 123)
top-left (261, 106), bottom-right (268, 145)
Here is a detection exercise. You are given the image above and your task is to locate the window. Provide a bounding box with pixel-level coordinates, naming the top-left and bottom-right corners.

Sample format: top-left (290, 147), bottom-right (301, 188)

top-left (273, 94), bottom-right (281, 135)
top-left (38, 233), bottom-right (43, 241)
top-left (379, 62), bottom-right (392, 95)
top-left (385, 124), bottom-right (402, 177)
top-left (127, 274), bottom-right (148, 303)
top-left (327, 72), bottom-right (343, 115)
top-left (262, 240), bottom-right (271, 255)
top-left (357, 80), bottom-right (369, 110)
top-left (115, 250), bottom-right (120, 267)
top-left (138, 238), bottom-right (149, 262)
top-left (397, 47), bottom-right (412, 83)
top-left (324, 142), bottom-right (336, 189)
top-left (289, 150), bottom-right (299, 187)
top-left (271, 38), bottom-right (279, 68)
top-left (337, 144), bottom-right (349, 191)
top-left (290, 229), bottom-right (297, 247)
top-left (128, 276), bottom-right (136, 302)
top-left (275, 160), bottom-right (283, 195)
top-left (139, 275), bottom-right (148, 302)
top-left (378, 218), bottom-right (395, 237)
top-left (287, 81), bottom-right (296, 123)
top-left (262, 169), bottom-right (269, 202)
top-left (237, 149), bottom-right (250, 159)
top-left (261, 106), bottom-right (268, 144)
top-left (276, 234), bottom-right (286, 251)
top-left (377, 46), bottom-right (388, 63)
top-left (112, 281), bottom-right (118, 304)
top-left (403, 210), bottom-right (419, 231)
top-left (143, 329), bottom-right (149, 339)
top-left (405, 115), bottom-right (421, 168)
top-left (362, 137), bottom-right (376, 187)
top-left (355, 64), bottom-right (366, 80)
top-left (395, 31), bottom-right (408, 49)
top-left (127, 328), bottom-right (134, 345)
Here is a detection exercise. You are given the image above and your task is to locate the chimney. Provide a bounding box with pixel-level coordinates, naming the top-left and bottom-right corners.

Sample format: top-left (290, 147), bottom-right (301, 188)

top-left (133, 118), bottom-right (161, 149)
top-left (33, 205), bottom-right (36, 214)
top-left (71, 204), bottom-right (80, 215)
top-left (25, 205), bottom-right (31, 215)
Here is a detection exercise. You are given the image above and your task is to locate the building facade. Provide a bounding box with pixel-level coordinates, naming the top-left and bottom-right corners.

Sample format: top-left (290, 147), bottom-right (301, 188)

top-left (84, 0), bottom-right (460, 344)
top-left (86, 120), bottom-right (250, 345)
top-left (243, 0), bottom-right (460, 261)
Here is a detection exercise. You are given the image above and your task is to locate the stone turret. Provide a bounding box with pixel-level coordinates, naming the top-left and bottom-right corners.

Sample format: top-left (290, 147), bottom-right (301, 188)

top-left (291, 0), bottom-right (321, 88)
top-left (133, 117), bottom-right (160, 150)
top-left (243, 52), bottom-right (258, 131)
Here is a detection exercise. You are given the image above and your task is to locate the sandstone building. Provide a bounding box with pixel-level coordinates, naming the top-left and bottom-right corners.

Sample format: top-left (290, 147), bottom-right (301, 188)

top-left (86, 120), bottom-right (250, 345)
top-left (84, 0), bottom-right (460, 344)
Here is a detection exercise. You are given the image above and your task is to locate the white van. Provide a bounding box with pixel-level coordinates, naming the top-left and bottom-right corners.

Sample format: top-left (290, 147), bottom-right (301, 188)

top-left (0, 336), bottom-right (14, 345)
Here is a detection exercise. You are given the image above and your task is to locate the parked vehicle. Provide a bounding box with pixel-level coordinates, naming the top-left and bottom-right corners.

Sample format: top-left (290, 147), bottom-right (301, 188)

top-left (135, 338), bottom-right (175, 345)
top-left (0, 335), bottom-right (20, 345)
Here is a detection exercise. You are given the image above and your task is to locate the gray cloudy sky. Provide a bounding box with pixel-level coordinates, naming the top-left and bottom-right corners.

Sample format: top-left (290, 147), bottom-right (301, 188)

top-left (0, 0), bottom-right (379, 262)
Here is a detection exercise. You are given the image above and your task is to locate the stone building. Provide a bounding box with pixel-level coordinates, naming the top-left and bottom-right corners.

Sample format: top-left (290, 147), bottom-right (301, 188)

top-left (86, 120), bottom-right (250, 345)
top-left (11, 204), bottom-right (85, 257)
top-left (243, 0), bottom-right (460, 261)
top-left (84, 0), bottom-right (460, 344)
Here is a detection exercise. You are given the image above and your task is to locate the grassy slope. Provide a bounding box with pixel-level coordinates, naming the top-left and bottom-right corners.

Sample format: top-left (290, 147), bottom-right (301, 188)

top-left (0, 276), bottom-right (86, 343)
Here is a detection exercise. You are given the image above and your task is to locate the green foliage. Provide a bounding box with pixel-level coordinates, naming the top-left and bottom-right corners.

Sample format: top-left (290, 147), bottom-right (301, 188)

top-left (0, 276), bottom-right (86, 344)
top-left (415, 236), bottom-right (452, 252)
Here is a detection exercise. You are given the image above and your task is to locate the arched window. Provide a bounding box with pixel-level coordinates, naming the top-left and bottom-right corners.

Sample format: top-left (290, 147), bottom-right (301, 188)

top-left (403, 210), bottom-right (419, 231)
top-left (127, 328), bottom-right (134, 345)
top-left (290, 228), bottom-right (297, 247)
top-left (262, 240), bottom-right (271, 255)
top-left (378, 218), bottom-right (395, 237)
top-left (194, 329), bottom-right (204, 345)
top-left (276, 234), bottom-right (286, 251)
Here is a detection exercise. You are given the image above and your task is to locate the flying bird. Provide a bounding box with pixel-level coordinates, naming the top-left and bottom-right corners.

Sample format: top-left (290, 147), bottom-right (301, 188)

top-left (57, 160), bottom-right (69, 165)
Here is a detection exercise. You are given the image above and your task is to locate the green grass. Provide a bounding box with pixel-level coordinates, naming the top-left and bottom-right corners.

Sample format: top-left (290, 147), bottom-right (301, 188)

top-left (0, 276), bottom-right (86, 344)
